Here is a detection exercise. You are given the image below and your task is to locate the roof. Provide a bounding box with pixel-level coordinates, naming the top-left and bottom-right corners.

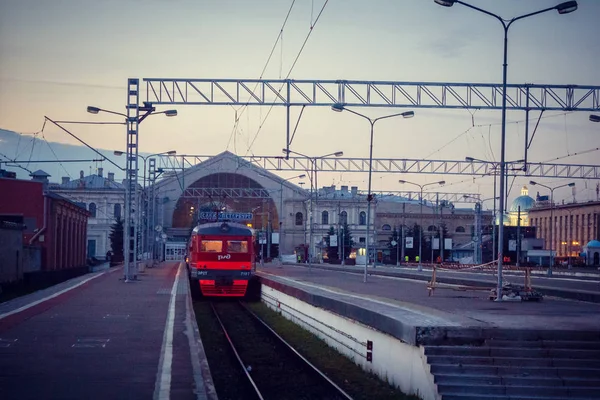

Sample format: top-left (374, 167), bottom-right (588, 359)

top-left (45, 191), bottom-right (89, 212)
top-left (585, 240), bottom-right (600, 248)
top-left (30, 169), bottom-right (51, 177)
top-left (510, 195), bottom-right (535, 212)
top-left (192, 222), bottom-right (254, 237)
top-left (55, 173), bottom-right (124, 190)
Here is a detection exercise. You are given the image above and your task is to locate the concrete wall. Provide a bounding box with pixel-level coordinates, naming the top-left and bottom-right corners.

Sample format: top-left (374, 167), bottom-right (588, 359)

top-left (22, 245), bottom-right (41, 273)
top-left (261, 285), bottom-right (437, 400)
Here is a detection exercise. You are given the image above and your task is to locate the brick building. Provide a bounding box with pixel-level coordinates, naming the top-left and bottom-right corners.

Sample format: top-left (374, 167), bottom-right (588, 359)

top-left (0, 176), bottom-right (89, 273)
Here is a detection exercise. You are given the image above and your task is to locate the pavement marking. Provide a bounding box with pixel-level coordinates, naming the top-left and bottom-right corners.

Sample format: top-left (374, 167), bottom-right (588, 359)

top-left (72, 338), bottom-right (110, 348)
top-left (0, 269), bottom-right (113, 321)
top-left (154, 262), bottom-right (182, 400)
top-left (103, 314), bottom-right (130, 320)
top-left (0, 338), bottom-right (18, 348)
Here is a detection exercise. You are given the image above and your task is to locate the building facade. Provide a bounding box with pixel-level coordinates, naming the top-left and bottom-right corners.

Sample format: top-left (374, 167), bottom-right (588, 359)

top-left (0, 176), bottom-right (89, 273)
top-left (529, 200), bottom-right (600, 259)
top-left (49, 168), bottom-right (125, 260)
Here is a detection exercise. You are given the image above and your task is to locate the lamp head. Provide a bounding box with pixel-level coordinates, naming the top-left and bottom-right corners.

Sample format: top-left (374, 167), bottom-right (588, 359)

top-left (434, 0), bottom-right (456, 6)
top-left (465, 157), bottom-right (475, 162)
top-left (401, 111), bottom-right (415, 119)
top-left (556, 1), bottom-right (578, 14)
top-left (334, 151), bottom-right (344, 157)
top-left (530, 180), bottom-right (538, 186)
top-left (298, 174), bottom-right (307, 179)
top-left (164, 110), bottom-right (177, 117)
top-left (331, 103), bottom-right (345, 112)
top-left (399, 180), bottom-right (406, 184)
top-left (113, 150), bottom-right (124, 156)
top-left (87, 106), bottom-right (100, 114)
top-left (282, 148), bottom-right (290, 154)
top-left (166, 150), bottom-right (177, 156)
top-left (438, 180), bottom-right (446, 185)
top-left (567, 182), bottom-right (575, 187)
top-left (590, 114), bottom-right (600, 123)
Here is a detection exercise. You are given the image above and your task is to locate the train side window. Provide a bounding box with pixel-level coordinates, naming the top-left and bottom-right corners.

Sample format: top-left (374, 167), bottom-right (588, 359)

top-left (200, 240), bottom-right (223, 252)
top-left (227, 240), bottom-right (248, 253)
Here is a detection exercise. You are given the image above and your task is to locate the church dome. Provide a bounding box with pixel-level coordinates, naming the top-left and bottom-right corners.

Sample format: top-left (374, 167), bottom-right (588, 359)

top-left (586, 240), bottom-right (600, 248)
top-left (495, 212), bottom-right (510, 226)
top-left (510, 186), bottom-right (535, 212)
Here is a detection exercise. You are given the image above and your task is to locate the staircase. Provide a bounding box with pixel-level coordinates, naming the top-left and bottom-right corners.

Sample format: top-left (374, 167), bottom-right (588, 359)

top-left (425, 330), bottom-right (600, 400)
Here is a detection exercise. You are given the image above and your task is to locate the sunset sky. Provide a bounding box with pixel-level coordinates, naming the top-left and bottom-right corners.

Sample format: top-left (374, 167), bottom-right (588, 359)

top-left (1, 0), bottom-right (599, 207)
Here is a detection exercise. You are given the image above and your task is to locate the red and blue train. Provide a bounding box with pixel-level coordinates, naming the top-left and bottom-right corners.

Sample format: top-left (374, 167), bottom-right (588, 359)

top-left (186, 221), bottom-right (257, 298)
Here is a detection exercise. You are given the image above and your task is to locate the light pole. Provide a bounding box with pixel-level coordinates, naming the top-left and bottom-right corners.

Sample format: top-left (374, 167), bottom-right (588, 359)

top-left (115, 150), bottom-right (176, 260)
top-left (436, 0), bottom-right (577, 298)
top-left (529, 181), bottom-right (575, 275)
top-left (282, 149), bottom-right (343, 269)
top-left (278, 173), bottom-right (306, 261)
top-left (464, 195), bottom-right (499, 264)
top-left (399, 180), bottom-right (445, 271)
top-left (88, 104), bottom-right (177, 282)
top-left (332, 104), bottom-right (414, 282)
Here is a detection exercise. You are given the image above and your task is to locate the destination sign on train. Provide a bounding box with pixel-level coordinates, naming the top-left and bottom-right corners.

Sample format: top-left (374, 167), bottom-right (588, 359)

top-left (199, 212), bottom-right (253, 221)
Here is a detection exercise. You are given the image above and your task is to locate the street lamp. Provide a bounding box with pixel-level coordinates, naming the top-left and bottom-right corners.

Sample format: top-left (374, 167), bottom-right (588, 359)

top-left (529, 181), bottom-right (575, 275)
top-left (281, 149), bottom-right (343, 269)
top-left (89, 103), bottom-right (177, 282)
top-left (114, 150), bottom-right (176, 260)
top-left (464, 195), bottom-right (499, 264)
top-left (399, 180), bottom-right (445, 271)
top-left (436, 0), bottom-right (577, 299)
top-left (591, 115), bottom-right (600, 123)
top-left (332, 104), bottom-right (413, 283)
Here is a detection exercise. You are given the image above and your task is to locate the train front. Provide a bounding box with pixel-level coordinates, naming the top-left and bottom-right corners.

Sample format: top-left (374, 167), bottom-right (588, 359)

top-left (188, 222), bottom-right (256, 297)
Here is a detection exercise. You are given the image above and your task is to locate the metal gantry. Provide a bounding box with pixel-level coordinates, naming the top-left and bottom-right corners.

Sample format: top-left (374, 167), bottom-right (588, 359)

top-left (155, 154), bottom-right (600, 180)
top-left (144, 79), bottom-right (600, 111)
top-left (124, 79), bottom-right (140, 281)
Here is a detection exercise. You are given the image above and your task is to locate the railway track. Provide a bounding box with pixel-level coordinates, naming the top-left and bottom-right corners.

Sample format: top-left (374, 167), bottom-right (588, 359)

top-left (210, 301), bottom-right (353, 400)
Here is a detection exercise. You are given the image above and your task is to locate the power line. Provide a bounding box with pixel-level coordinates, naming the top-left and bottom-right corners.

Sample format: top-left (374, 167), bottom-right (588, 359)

top-left (245, 0), bottom-right (330, 156)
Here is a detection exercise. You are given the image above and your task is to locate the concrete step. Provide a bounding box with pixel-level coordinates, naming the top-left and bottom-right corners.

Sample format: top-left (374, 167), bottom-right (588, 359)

top-left (485, 339), bottom-right (600, 350)
top-left (478, 329), bottom-right (600, 342)
top-left (425, 346), bottom-right (600, 359)
top-left (431, 363), bottom-right (600, 379)
top-left (435, 373), bottom-right (600, 387)
top-left (427, 355), bottom-right (600, 368)
top-left (438, 384), bottom-right (600, 398)
top-left (441, 394), bottom-right (600, 400)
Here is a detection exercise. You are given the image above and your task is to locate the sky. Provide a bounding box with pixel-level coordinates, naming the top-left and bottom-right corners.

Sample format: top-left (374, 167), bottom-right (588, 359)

top-left (1, 0), bottom-right (599, 209)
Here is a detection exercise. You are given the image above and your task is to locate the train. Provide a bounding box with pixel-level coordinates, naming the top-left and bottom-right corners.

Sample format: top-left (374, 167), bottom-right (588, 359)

top-left (186, 221), bottom-right (258, 298)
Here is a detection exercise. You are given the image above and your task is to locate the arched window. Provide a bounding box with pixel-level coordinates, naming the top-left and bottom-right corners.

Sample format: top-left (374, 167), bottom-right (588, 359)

top-left (321, 211), bottom-right (329, 225)
top-left (114, 204), bottom-right (122, 219)
top-left (455, 226), bottom-right (465, 233)
top-left (382, 224), bottom-right (392, 231)
top-left (295, 212), bottom-right (303, 226)
top-left (359, 211), bottom-right (366, 225)
top-left (340, 211), bottom-right (348, 225)
top-left (89, 202), bottom-right (97, 218)
top-left (427, 225), bottom-right (437, 232)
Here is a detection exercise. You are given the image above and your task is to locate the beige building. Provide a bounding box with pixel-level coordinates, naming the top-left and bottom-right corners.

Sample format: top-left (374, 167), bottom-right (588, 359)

top-left (529, 201), bottom-right (600, 258)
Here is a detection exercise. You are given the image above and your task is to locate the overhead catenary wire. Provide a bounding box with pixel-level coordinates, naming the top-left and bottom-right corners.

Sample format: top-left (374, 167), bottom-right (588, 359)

top-left (244, 0), bottom-right (330, 156)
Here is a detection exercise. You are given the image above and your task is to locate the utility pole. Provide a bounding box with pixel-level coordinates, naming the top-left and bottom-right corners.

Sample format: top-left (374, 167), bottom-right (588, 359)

top-left (516, 206), bottom-right (521, 267)
top-left (401, 202), bottom-right (406, 265)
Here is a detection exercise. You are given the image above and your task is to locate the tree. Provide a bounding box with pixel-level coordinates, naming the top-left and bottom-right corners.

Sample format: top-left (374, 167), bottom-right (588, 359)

top-left (341, 222), bottom-right (354, 260)
top-left (109, 216), bottom-right (124, 263)
top-left (325, 226), bottom-right (339, 260)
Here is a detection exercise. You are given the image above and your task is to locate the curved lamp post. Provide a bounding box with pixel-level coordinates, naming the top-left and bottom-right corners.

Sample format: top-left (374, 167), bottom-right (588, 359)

top-left (332, 104), bottom-right (414, 282)
top-left (281, 149), bottom-right (343, 270)
top-left (89, 104), bottom-right (177, 282)
top-left (435, 0), bottom-right (577, 299)
top-left (529, 180), bottom-right (575, 275)
top-left (399, 180), bottom-right (445, 271)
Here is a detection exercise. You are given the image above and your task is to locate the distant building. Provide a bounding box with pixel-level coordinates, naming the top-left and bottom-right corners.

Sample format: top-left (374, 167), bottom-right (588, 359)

top-left (0, 176), bottom-right (89, 276)
top-left (49, 168), bottom-right (126, 260)
top-left (529, 200), bottom-right (600, 260)
top-left (508, 186), bottom-right (535, 227)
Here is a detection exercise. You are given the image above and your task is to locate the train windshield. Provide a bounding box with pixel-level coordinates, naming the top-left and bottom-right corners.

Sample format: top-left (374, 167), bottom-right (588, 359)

top-left (227, 240), bottom-right (248, 253)
top-left (200, 240), bottom-right (223, 253)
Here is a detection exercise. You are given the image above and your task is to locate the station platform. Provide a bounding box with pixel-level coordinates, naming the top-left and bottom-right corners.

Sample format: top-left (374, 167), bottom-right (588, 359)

top-left (0, 262), bottom-right (216, 400)
top-left (257, 263), bottom-right (600, 344)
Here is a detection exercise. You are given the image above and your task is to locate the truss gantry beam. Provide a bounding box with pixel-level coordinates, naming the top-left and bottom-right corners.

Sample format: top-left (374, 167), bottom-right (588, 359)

top-left (157, 155), bottom-right (600, 180)
top-left (362, 191), bottom-right (480, 204)
top-left (182, 187), bottom-right (277, 199)
top-left (144, 79), bottom-right (600, 111)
